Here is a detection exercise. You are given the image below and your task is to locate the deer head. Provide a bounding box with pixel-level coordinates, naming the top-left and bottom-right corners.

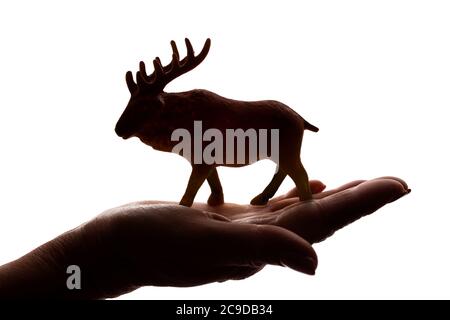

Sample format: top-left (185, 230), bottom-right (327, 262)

top-left (115, 38), bottom-right (211, 139)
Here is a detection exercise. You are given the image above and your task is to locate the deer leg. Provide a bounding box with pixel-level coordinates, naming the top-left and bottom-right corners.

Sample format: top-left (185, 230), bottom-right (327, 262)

top-left (206, 168), bottom-right (224, 206)
top-left (250, 168), bottom-right (287, 205)
top-left (283, 160), bottom-right (312, 202)
top-left (180, 165), bottom-right (212, 207)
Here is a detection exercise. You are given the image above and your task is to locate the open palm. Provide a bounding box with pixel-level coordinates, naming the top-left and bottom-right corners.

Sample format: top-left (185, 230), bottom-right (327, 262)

top-left (185, 176), bottom-right (409, 244)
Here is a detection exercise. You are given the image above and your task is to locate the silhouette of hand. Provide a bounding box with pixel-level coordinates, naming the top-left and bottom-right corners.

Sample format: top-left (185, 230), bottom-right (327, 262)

top-left (0, 177), bottom-right (408, 299)
top-left (97, 176), bottom-right (407, 297)
top-left (0, 202), bottom-right (317, 299)
top-left (76, 203), bottom-right (318, 298)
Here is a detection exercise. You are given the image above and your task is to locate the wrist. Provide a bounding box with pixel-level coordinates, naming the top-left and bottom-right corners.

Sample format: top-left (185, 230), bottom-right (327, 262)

top-left (0, 239), bottom-right (72, 299)
top-left (0, 224), bottom-right (106, 299)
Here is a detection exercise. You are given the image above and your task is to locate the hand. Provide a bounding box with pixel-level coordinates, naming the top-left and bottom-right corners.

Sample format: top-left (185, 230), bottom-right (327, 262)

top-left (79, 203), bottom-right (318, 298)
top-left (92, 176), bottom-right (408, 297)
top-left (0, 177), bottom-right (409, 299)
top-left (0, 202), bottom-right (317, 299)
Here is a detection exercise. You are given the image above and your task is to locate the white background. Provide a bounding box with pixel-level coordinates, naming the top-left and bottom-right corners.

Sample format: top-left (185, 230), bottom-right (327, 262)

top-left (0, 0), bottom-right (449, 299)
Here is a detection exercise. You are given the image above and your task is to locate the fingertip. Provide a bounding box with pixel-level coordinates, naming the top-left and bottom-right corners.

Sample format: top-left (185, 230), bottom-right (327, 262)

top-left (283, 180), bottom-right (326, 199)
top-left (254, 225), bottom-right (318, 270)
top-left (374, 176), bottom-right (409, 191)
top-left (310, 180), bottom-right (326, 194)
top-left (334, 178), bottom-right (408, 209)
top-left (281, 254), bottom-right (318, 275)
top-left (369, 178), bottom-right (410, 202)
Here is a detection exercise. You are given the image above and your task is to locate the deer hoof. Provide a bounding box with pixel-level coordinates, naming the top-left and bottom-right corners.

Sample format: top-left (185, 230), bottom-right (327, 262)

top-left (179, 197), bottom-right (194, 207)
top-left (250, 194), bottom-right (269, 206)
top-left (207, 192), bottom-right (224, 206)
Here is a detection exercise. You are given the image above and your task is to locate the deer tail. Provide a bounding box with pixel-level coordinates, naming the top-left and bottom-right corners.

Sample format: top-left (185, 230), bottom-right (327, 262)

top-left (304, 119), bottom-right (319, 132)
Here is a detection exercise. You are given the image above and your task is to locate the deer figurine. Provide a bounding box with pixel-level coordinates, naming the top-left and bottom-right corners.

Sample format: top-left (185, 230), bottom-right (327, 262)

top-left (115, 38), bottom-right (318, 207)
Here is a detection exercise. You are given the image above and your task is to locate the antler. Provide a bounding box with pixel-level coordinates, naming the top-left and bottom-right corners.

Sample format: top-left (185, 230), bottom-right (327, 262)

top-left (126, 38), bottom-right (211, 94)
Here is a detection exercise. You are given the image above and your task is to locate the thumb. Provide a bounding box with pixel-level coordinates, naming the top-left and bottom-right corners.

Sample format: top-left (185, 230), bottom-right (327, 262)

top-left (210, 222), bottom-right (318, 275)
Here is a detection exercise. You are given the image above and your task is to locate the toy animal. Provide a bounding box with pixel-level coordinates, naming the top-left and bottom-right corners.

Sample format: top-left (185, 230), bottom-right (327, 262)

top-left (115, 38), bottom-right (318, 207)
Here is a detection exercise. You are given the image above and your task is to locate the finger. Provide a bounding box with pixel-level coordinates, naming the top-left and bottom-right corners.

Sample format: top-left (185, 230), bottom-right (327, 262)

top-left (143, 264), bottom-right (262, 287)
top-left (271, 180), bottom-right (365, 211)
top-left (311, 180), bottom-right (327, 194)
top-left (276, 178), bottom-right (410, 244)
top-left (176, 266), bottom-right (263, 286)
top-left (313, 180), bottom-right (366, 199)
top-left (209, 222), bottom-right (318, 275)
top-left (217, 266), bottom-right (263, 282)
top-left (285, 180), bottom-right (327, 197)
top-left (268, 180), bottom-right (363, 211)
top-left (374, 176), bottom-right (409, 191)
top-left (269, 180), bottom-right (326, 204)
top-left (314, 177), bottom-right (410, 200)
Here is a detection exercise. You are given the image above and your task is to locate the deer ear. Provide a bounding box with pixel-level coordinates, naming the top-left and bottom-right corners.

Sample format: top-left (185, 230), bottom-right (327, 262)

top-left (125, 71), bottom-right (137, 94)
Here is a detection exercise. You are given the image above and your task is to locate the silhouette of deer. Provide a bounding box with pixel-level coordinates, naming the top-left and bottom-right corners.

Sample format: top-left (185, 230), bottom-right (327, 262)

top-left (115, 38), bottom-right (318, 207)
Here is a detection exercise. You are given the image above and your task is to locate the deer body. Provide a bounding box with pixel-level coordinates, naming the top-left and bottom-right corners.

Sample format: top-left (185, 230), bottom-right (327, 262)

top-left (115, 39), bottom-right (318, 207)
